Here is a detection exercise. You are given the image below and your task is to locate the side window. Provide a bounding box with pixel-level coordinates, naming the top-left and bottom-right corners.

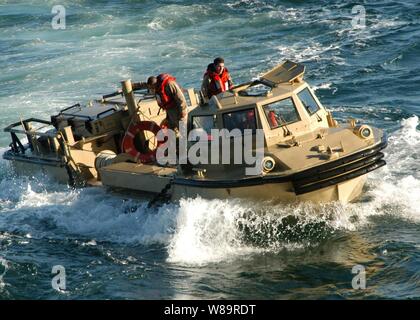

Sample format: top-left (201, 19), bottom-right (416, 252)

top-left (223, 108), bottom-right (257, 133)
top-left (263, 97), bottom-right (300, 129)
top-left (192, 115), bottom-right (215, 135)
top-left (297, 88), bottom-right (320, 115)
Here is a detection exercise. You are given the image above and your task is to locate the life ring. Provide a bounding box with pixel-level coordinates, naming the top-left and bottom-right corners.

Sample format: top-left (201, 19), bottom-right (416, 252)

top-left (121, 121), bottom-right (164, 163)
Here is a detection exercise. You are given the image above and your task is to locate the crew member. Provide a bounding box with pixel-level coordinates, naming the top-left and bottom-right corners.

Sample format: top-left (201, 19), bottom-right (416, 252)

top-left (201, 57), bottom-right (234, 99)
top-left (133, 74), bottom-right (187, 131)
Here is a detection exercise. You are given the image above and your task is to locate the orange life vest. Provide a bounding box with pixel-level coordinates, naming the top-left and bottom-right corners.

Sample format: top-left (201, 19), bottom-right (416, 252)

top-left (268, 111), bottom-right (278, 128)
top-left (156, 73), bottom-right (177, 110)
top-left (207, 68), bottom-right (231, 97)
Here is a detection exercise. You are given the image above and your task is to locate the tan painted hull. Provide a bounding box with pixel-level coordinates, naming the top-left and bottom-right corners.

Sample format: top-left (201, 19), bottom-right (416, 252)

top-left (6, 151), bottom-right (367, 204)
top-left (7, 158), bottom-right (70, 184)
top-left (171, 175), bottom-right (366, 203)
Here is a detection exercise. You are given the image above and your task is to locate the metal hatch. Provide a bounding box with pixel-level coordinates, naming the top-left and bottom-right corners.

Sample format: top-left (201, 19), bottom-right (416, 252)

top-left (260, 60), bottom-right (305, 86)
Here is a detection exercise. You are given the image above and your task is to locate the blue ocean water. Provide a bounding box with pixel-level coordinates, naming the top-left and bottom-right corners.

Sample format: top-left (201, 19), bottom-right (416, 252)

top-left (0, 0), bottom-right (419, 299)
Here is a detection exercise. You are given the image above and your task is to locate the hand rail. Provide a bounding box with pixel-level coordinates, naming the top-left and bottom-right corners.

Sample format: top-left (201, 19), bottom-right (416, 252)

top-left (4, 118), bottom-right (53, 134)
top-left (96, 108), bottom-right (117, 119)
top-left (59, 103), bottom-right (81, 113)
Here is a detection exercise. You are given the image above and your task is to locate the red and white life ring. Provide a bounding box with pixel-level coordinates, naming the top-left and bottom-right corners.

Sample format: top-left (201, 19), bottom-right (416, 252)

top-left (121, 121), bottom-right (164, 163)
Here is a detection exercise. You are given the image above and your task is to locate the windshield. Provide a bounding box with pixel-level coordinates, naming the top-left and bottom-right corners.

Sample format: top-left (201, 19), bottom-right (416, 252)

top-left (223, 108), bottom-right (257, 133)
top-left (192, 115), bottom-right (215, 135)
top-left (263, 97), bottom-right (300, 129)
top-left (297, 88), bottom-right (320, 115)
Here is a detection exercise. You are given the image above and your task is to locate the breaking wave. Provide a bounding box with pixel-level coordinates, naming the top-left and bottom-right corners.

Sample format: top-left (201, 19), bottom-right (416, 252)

top-left (1, 116), bottom-right (419, 266)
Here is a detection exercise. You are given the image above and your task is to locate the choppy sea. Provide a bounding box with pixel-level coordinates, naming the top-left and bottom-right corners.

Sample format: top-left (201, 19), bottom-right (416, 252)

top-left (0, 0), bottom-right (419, 299)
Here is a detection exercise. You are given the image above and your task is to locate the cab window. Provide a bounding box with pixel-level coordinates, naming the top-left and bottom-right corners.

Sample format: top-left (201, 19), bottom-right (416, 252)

top-left (297, 88), bottom-right (320, 115)
top-left (263, 97), bottom-right (300, 129)
top-left (223, 108), bottom-right (257, 133)
top-left (192, 115), bottom-right (215, 135)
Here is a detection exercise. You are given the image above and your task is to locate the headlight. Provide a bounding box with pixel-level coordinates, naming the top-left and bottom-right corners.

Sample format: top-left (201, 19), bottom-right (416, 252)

top-left (357, 125), bottom-right (373, 139)
top-left (262, 157), bottom-right (276, 173)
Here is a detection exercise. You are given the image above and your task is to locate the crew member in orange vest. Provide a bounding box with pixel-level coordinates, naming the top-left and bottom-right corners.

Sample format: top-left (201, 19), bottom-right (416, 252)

top-left (133, 74), bottom-right (187, 131)
top-left (201, 57), bottom-right (234, 99)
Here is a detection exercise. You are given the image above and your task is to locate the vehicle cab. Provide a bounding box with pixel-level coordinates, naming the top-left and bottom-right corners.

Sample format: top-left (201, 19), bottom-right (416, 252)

top-left (186, 61), bottom-right (336, 175)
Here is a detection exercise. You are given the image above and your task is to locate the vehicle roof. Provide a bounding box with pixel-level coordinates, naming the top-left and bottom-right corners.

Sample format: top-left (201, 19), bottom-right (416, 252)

top-left (190, 60), bottom-right (308, 116)
top-left (190, 81), bottom-right (308, 117)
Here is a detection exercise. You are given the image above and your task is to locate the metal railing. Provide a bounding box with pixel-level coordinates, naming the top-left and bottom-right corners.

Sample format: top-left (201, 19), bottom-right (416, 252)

top-left (4, 118), bottom-right (61, 156)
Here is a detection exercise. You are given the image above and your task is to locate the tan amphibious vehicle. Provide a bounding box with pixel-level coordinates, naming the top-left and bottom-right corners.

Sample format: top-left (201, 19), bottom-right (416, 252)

top-left (3, 61), bottom-right (387, 204)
